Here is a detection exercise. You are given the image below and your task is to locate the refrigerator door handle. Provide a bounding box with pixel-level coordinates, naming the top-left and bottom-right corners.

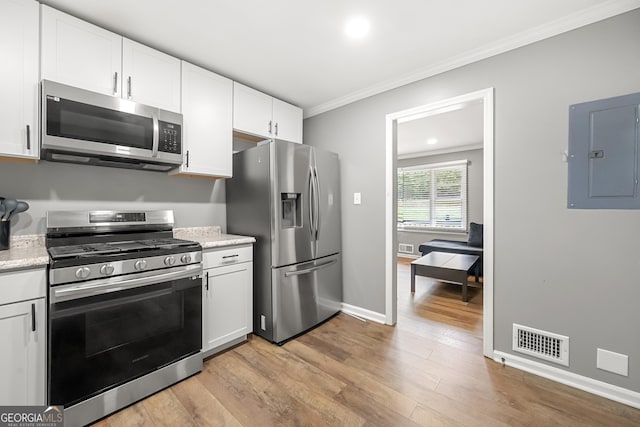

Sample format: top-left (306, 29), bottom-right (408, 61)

top-left (284, 259), bottom-right (337, 277)
top-left (313, 167), bottom-right (320, 241)
top-left (308, 167), bottom-right (316, 238)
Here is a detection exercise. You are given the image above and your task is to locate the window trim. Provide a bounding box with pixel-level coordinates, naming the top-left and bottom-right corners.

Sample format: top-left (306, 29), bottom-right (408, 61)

top-left (397, 159), bottom-right (468, 233)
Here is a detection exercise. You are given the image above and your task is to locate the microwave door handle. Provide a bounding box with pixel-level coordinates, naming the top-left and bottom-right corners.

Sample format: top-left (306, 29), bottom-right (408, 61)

top-left (152, 114), bottom-right (159, 157)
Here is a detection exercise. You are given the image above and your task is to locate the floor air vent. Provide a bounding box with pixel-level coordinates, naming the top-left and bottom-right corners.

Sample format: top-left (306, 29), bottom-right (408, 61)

top-left (398, 243), bottom-right (414, 254)
top-left (512, 324), bottom-right (569, 366)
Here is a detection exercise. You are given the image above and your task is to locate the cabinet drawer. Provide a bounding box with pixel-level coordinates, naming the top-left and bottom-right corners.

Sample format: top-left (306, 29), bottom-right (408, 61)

top-left (203, 245), bottom-right (252, 269)
top-left (0, 268), bottom-right (46, 306)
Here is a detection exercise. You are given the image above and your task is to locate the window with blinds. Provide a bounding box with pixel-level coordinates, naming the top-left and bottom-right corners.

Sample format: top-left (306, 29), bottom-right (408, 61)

top-left (397, 160), bottom-right (468, 231)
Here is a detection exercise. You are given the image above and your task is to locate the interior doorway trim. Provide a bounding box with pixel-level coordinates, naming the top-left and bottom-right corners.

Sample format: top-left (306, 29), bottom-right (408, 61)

top-left (384, 88), bottom-right (495, 357)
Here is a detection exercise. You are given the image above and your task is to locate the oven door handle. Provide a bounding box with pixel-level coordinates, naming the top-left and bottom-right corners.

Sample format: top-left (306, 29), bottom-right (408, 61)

top-left (51, 264), bottom-right (202, 303)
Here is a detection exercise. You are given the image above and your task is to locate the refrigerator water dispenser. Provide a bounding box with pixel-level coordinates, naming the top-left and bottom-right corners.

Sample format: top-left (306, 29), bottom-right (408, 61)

top-left (281, 193), bottom-right (302, 228)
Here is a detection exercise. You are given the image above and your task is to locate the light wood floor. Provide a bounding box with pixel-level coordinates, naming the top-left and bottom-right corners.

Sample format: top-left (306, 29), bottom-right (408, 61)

top-left (93, 259), bottom-right (640, 426)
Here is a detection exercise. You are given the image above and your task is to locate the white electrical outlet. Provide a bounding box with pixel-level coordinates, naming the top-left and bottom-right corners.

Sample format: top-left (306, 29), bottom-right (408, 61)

top-left (353, 192), bottom-right (361, 205)
top-left (596, 348), bottom-right (628, 376)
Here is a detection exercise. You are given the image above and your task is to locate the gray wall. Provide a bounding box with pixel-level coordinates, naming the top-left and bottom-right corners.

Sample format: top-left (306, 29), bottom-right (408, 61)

top-left (0, 161), bottom-right (226, 235)
top-left (304, 10), bottom-right (640, 393)
top-left (397, 149), bottom-right (484, 257)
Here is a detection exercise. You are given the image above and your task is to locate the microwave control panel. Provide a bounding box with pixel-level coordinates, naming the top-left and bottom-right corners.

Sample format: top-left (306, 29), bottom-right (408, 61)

top-left (158, 121), bottom-right (182, 154)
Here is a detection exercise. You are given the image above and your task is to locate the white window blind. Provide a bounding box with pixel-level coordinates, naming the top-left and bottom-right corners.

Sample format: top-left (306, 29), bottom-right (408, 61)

top-left (397, 160), bottom-right (468, 231)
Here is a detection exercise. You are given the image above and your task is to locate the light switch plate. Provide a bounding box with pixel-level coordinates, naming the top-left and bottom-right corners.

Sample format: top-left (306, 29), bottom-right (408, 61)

top-left (353, 192), bottom-right (361, 205)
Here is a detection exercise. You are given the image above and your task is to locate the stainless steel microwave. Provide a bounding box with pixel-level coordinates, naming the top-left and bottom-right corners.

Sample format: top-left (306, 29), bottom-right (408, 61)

top-left (40, 80), bottom-right (183, 171)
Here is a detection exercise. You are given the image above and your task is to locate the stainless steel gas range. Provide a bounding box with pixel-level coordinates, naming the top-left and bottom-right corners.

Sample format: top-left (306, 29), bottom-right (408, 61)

top-left (45, 210), bottom-right (203, 427)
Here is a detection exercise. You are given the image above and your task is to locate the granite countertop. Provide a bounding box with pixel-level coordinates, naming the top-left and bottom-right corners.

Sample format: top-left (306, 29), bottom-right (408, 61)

top-left (0, 227), bottom-right (255, 273)
top-left (0, 235), bottom-right (49, 272)
top-left (174, 226), bottom-right (256, 249)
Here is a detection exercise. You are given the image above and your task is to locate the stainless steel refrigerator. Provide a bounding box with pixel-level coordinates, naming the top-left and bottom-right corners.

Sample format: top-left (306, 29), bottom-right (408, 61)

top-left (226, 140), bottom-right (342, 344)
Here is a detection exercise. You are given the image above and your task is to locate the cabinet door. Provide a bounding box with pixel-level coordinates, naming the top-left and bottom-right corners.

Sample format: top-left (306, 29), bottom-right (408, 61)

top-left (0, 298), bottom-right (45, 405)
top-left (233, 82), bottom-right (273, 139)
top-left (0, 0), bottom-right (39, 159)
top-left (40, 5), bottom-right (122, 97)
top-left (122, 38), bottom-right (181, 112)
top-left (273, 98), bottom-right (303, 144)
top-left (178, 62), bottom-right (233, 177)
top-left (203, 262), bottom-right (253, 352)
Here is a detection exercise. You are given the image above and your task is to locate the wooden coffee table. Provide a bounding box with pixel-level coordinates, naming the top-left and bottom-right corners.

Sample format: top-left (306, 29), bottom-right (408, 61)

top-left (411, 251), bottom-right (480, 302)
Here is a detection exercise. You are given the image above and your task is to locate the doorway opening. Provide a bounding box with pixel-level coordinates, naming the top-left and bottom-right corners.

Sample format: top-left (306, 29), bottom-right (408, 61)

top-left (385, 88), bottom-right (494, 357)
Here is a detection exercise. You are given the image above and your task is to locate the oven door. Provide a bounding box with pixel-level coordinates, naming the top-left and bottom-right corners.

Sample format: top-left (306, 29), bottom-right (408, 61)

top-left (48, 265), bottom-right (202, 407)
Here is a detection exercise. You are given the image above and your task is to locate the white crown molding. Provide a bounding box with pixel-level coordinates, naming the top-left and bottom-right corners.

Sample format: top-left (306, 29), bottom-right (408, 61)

top-left (304, 0), bottom-right (640, 119)
top-left (494, 350), bottom-right (640, 410)
top-left (341, 303), bottom-right (387, 325)
top-left (398, 143), bottom-right (484, 159)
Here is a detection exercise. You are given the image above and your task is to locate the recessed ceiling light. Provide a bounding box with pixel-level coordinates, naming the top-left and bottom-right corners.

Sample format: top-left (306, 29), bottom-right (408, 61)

top-left (426, 138), bottom-right (438, 145)
top-left (345, 16), bottom-right (370, 39)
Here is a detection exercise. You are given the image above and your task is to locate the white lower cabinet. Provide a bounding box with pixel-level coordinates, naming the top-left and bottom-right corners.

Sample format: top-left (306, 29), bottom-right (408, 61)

top-left (0, 268), bottom-right (46, 405)
top-left (202, 245), bottom-right (253, 356)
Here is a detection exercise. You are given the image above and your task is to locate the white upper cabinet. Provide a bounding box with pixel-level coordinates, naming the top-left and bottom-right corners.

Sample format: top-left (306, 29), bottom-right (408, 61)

top-left (41, 5), bottom-right (122, 97)
top-left (122, 39), bottom-right (181, 112)
top-left (233, 82), bottom-right (303, 144)
top-left (175, 61), bottom-right (233, 177)
top-left (273, 98), bottom-right (303, 144)
top-left (0, 0), bottom-right (39, 159)
top-left (233, 83), bottom-right (274, 138)
top-left (40, 6), bottom-right (181, 112)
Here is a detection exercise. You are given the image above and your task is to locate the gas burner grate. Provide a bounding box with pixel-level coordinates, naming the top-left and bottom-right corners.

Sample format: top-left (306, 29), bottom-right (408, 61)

top-left (48, 243), bottom-right (123, 258)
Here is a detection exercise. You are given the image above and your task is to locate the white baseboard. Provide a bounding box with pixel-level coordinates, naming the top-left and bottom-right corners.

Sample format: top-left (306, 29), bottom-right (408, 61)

top-left (341, 303), bottom-right (386, 324)
top-left (493, 350), bottom-right (640, 410)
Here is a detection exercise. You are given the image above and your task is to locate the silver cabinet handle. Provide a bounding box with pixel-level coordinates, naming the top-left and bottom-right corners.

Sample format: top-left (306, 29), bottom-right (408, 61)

top-left (127, 76), bottom-right (132, 98)
top-left (221, 254), bottom-right (240, 264)
top-left (31, 303), bottom-right (36, 332)
top-left (284, 259), bottom-right (337, 277)
top-left (269, 120), bottom-right (273, 134)
top-left (205, 271), bottom-right (209, 291)
top-left (186, 150), bottom-right (190, 168)
top-left (113, 72), bottom-right (118, 95)
top-left (275, 122), bottom-right (279, 136)
top-left (26, 124), bottom-right (31, 150)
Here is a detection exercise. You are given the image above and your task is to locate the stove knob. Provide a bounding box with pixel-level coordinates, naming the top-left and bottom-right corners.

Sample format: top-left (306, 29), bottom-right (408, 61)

top-left (181, 254), bottom-right (192, 264)
top-left (75, 267), bottom-right (91, 279)
top-left (164, 256), bottom-right (176, 266)
top-left (134, 260), bottom-right (147, 271)
top-left (100, 264), bottom-right (115, 276)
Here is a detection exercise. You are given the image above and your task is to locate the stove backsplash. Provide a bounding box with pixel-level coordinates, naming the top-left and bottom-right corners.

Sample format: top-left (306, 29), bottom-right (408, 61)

top-left (0, 160), bottom-right (226, 236)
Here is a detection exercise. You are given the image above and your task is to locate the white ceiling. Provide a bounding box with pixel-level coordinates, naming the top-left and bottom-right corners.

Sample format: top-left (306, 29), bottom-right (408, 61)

top-left (397, 101), bottom-right (484, 158)
top-left (40, 0), bottom-right (638, 117)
